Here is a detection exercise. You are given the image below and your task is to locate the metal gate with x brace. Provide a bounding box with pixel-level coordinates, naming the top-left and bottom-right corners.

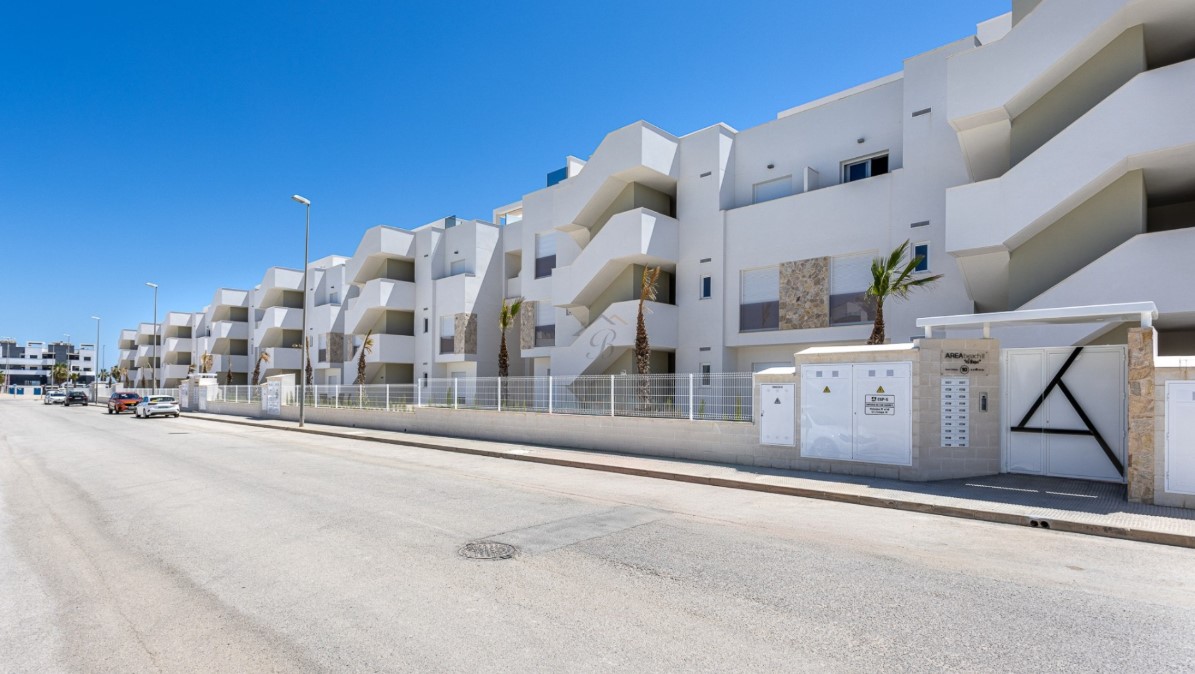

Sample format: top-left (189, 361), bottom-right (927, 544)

top-left (1002, 346), bottom-right (1127, 482)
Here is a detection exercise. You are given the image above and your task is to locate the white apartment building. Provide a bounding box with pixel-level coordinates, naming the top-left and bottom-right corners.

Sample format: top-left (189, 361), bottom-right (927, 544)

top-left (131, 0), bottom-right (1195, 384)
top-left (1, 339), bottom-right (97, 386)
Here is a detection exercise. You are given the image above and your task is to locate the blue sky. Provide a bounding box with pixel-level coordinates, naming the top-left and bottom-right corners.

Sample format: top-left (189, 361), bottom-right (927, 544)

top-left (0, 0), bottom-right (1008, 367)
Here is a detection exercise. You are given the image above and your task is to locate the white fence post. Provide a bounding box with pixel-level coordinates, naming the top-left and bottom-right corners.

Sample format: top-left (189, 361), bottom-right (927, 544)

top-left (417, 379), bottom-right (422, 407)
top-left (548, 376), bottom-right (553, 414)
top-left (689, 374), bottom-right (695, 421)
top-left (610, 375), bottom-right (615, 417)
top-left (385, 384), bottom-right (389, 410)
top-left (453, 378), bottom-right (459, 410)
top-left (335, 384), bottom-right (339, 409)
top-left (497, 377), bottom-right (502, 412)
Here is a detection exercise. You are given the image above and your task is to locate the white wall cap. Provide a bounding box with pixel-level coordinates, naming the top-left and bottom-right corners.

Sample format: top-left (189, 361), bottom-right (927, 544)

top-left (757, 367), bottom-right (796, 375)
top-left (777, 72), bottom-right (903, 119)
top-left (798, 343), bottom-right (918, 355)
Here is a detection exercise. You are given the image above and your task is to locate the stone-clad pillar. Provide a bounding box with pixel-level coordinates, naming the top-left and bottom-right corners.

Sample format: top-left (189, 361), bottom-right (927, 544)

top-left (1126, 327), bottom-right (1156, 503)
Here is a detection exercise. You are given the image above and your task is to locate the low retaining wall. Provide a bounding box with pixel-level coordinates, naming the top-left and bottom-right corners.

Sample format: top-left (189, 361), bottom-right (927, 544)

top-left (202, 400), bottom-right (775, 467)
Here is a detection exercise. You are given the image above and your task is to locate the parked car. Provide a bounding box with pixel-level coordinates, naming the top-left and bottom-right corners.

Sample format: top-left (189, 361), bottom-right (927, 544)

top-left (107, 392), bottom-right (143, 414)
top-left (44, 391), bottom-right (66, 405)
top-left (63, 390), bottom-right (89, 407)
top-left (135, 395), bottom-right (180, 419)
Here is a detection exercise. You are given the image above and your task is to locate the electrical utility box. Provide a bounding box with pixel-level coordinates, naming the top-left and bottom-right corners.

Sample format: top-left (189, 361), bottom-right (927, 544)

top-left (1166, 381), bottom-right (1195, 495)
top-left (800, 362), bottom-right (912, 465)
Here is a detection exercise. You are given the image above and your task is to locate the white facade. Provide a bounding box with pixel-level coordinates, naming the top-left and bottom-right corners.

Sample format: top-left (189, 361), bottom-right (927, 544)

top-left (125, 0), bottom-right (1195, 381)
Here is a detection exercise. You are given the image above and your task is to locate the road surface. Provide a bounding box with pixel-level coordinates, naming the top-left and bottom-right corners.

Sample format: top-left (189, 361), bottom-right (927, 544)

top-left (2, 399), bottom-right (1193, 672)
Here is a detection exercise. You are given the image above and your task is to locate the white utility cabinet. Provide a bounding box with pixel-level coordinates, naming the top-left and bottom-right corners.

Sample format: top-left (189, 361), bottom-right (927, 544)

top-left (1166, 381), bottom-right (1195, 495)
top-left (759, 384), bottom-right (795, 446)
top-left (801, 362), bottom-right (912, 465)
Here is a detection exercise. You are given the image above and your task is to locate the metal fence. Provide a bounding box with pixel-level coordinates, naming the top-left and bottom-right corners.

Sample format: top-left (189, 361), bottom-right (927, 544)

top-left (207, 373), bottom-right (755, 422)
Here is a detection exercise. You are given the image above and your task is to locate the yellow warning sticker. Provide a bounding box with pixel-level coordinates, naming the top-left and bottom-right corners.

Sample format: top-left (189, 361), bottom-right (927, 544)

top-left (876, 386), bottom-right (886, 393)
top-left (823, 386), bottom-right (831, 393)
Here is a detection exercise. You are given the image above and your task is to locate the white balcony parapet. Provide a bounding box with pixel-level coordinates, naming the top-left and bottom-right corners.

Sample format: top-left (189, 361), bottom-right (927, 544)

top-left (345, 278), bottom-right (416, 333)
top-left (552, 208), bottom-right (679, 310)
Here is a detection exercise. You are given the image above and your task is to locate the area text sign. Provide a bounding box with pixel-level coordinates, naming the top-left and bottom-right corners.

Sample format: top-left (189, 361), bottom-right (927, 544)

top-left (863, 394), bottom-right (895, 415)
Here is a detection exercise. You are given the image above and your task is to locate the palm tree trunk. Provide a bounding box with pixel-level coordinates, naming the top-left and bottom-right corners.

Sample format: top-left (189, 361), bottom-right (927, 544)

top-left (635, 302), bottom-right (650, 406)
top-left (498, 331), bottom-right (509, 379)
top-left (867, 300), bottom-right (886, 345)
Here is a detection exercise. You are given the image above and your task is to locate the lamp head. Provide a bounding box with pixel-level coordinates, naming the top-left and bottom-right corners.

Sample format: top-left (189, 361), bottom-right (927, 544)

top-left (91, 315), bottom-right (101, 321)
top-left (145, 282), bottom-right (158, 289)
top-left (291, 194), bottom-right (310, 206)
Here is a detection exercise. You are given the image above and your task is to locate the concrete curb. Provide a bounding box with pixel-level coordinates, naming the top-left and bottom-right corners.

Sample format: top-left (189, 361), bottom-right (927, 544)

top-left (190, 414), bottom-right (1195, 549)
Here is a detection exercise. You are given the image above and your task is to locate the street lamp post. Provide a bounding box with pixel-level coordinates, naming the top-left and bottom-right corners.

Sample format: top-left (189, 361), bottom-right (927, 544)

top-left (146, 282), bottom-right (159, 391)
top-left (292, 194), bottom-right (311, 428)
top-left (91, 315), bottom-right (101, 386)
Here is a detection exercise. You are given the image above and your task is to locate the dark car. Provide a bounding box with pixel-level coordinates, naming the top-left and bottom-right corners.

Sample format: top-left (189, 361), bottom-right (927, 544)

top-left (107, 392), bottom-right (142, 414)
top-left (63, 390), bottom-right (89, 407)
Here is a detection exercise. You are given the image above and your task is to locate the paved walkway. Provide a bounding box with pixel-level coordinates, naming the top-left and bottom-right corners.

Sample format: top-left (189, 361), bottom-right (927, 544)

top-left (185, 410), bottom-right (1195, 548)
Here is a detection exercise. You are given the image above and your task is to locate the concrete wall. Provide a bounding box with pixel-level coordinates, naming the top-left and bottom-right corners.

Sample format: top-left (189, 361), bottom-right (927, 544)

top-left (1010, 25), bottom-right (1145, 166)
top-left (1007, 170), bottom-right (1146, 307)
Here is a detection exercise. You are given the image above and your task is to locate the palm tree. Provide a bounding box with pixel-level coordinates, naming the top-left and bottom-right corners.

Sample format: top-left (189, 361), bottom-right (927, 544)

top-left (51, 363), bottom-right (68, 385)
top-left (200, 352), bottom-right (213, 374)
top-left (251, 351), bottom-right (270, 385)
top-left (865, 240), bottom-right (944, 345)
top-left (498, 298), bottom-right (523, 379)
top-left (69, 371), bottom-right (79, 386)
top-left (635, 267), bottom-right (663, 404)
top-left (354, 331), bottom-right (374, 385)
top-left (224, 364), bottom-right (233, 386)
top-left (304, 338), bottom-right (314, 387)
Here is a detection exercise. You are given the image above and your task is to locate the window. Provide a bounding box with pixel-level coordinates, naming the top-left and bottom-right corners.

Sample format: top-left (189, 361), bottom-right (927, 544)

top-left (534, 302), bottom-right (555, 347)
top-left (700, 363), bottom-right (712, 386)
top-left (842, 153), bottom-right (889, 183)
top-left (912, 242), bottom-right (930, 273)
top-left (699, 275), bottom-right (712, 300)
top-left (423, 317), bottom-right (429, 334)
top-left (439, 316), bottom-right (455, 354)
top-left (740, 267), bottom-right (780, 332)
top-left (752, 175), bottom-right (794, 204)
top-left (830, 253), bottom-right (877, 325)
top-left (534, 233), bottom-right (557, 278)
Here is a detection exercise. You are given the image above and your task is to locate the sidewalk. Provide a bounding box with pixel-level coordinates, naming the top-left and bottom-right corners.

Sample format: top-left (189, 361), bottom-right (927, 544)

top-left (184, 411), bottom-right (1195, 549)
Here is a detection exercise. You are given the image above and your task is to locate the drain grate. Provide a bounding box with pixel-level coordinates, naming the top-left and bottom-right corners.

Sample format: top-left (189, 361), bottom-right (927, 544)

top-left (459, 541), bottom-right (517, 560)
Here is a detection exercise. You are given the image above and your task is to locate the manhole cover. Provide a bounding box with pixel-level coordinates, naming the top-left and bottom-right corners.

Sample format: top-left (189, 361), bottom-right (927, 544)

top-left (459, 541), bottom-right (517, 560)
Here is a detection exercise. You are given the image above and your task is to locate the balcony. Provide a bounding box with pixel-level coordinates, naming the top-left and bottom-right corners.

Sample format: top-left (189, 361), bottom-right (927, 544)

top-left (552, 208), bottom-right (678, 309)
top-left (209, 354), bottom-right (250, 374)
top-left (505, 277), bottom-right (522, 299)
top-left (209, 320), bottom-right (249, 341)
top-left (261, 347), bottom-right (303, 371)
top-left (164, 337), bottom-right (193, 354)
top-left (433, 273), bottom-right (482, 316)
top-left (551, 121), bottom-right (680, 231)
top-left (363, 334), bottom-right (416, 364)
top-left (345, 278), bottom-right (416, 333)
top-left (259, 267), bottom-right (303, 292)
top-left (256, 306), bottom-right (303, 332)
top-left (345, 226), bottom-right (416, 285)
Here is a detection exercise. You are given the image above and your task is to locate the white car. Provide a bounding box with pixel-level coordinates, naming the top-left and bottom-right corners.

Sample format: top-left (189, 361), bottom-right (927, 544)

top-left (44, 391), bottom-right (66, 405)
top-left (135, 395), bottom-right (181, 419)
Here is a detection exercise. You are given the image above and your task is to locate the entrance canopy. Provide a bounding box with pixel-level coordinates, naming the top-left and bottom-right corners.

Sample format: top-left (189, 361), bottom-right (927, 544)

top-left (916, 302), bottom-right (1158, 339)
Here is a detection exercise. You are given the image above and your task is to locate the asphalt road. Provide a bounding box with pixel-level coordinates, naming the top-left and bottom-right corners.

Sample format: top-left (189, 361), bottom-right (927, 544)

top-left (2, 399), bottom-right (1194, 673)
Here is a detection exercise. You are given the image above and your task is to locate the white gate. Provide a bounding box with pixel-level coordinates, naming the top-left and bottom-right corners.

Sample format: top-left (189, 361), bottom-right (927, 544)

top-left (1002, 346), bottom-right (1126, 482)
top-left (759, 384), bottom-right (795, 446)
top-left (1166, 381), bottom-right (1195, 495)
